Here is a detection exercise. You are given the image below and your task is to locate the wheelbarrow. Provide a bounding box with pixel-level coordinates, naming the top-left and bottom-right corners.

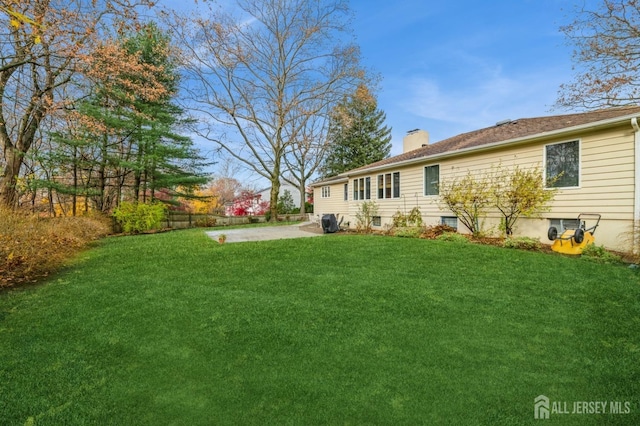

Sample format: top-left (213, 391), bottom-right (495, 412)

top-left (547, 213), bottom-right (601, 255)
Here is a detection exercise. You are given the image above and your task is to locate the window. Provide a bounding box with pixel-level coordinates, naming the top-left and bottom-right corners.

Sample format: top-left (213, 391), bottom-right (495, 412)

top-left (424, 165), bottom-right (439, 196)
top-left (549, 218), bottom-right (580, 231)
top-left (365, 177), bottom-right (371, 200)
top-left (393, 172), bottom-right (400, 198)
top-left (377, 172), bottom-right (400, 199)
top-left (321, 186), bottom-right (330, 198)
top-left (441, 216), bottom-right (458, 230)
top-left (372, 216), bottom-right (381, 227)
top-left (344, 183), bottom-right (348, 201)
top-left (545, 140), bottom-right (579, 188)
top-left (353, 177), bottom-right (371, 200)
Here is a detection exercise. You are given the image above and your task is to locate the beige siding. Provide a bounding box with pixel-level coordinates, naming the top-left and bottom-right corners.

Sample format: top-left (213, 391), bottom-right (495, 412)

top-left (313, 182), bottom-right (348, 220)
top-left (339, 124), bottom-right (637, 252)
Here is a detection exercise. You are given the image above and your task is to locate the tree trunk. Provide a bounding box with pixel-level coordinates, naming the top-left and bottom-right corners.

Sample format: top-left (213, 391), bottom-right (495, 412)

top-left (298, 182), bottom-right (306, 216)
top-left (269, 178), bottom-right (280, 222)
top-left (0, 145), bottom-right (24, 208)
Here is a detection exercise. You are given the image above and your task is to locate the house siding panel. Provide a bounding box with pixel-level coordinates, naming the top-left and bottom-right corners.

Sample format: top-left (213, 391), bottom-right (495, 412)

top-left (313, 117), bottom-right (638, 251)
top-left (313, 182), bottom-right (348, 219)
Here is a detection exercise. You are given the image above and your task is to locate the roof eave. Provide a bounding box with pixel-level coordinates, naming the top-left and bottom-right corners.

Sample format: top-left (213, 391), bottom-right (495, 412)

top-left (340, 112), bottom-right (640, 177)
top-left (310, 176), bottom-right (349, 187)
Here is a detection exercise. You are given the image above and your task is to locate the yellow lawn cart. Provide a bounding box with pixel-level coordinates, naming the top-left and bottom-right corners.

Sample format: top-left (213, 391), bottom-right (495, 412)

top-left (547, 213), bottom-right (601, 255)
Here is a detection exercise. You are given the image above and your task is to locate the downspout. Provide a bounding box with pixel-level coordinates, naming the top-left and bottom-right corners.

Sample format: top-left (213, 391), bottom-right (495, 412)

top-left (632, 117), bottom-right (640, 254)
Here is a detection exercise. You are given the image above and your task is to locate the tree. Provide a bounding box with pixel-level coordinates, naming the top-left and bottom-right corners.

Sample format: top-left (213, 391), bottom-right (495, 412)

top-left (169, 0), bottom-right (363, 221)
top-left (277, 189), bottom-right (296, 215)
top-left (0, 0), bottom-right (154, 208)
top-left (230, 190), bottom-right (269, 216)
top-left (322, 84), bottom-right (392, 177)
top-left (440, 166), bottom-right (557, 238)
top-left (188, 177), bottom-right (242, 214)
top-left (490, 166), bottom-right (556, 236)
top-left (438, 171), bottom-right (492, 237)
top-left (38, 22), bottom-right (208, 213)
top-left (557, 0), bottom-right (640, 109)
top-left (283, 111), bottom-right (331, 216)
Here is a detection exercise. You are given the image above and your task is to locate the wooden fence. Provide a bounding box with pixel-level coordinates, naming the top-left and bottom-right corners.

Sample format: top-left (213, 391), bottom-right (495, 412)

top-left (165, 213), bottom-right (307, 229)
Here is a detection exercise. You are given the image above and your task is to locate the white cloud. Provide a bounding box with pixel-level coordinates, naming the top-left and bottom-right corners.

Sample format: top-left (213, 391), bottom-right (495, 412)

top-left (384, 62), bottom-right (571, 147)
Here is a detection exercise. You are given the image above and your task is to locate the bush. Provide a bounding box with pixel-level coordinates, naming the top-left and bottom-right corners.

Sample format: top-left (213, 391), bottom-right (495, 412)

top-left (113, 202), bottom-right (167, 234)
top-left (581, 244), bottom-right (622, 264)
top-left (393, 227), bottom-right (423, 238)
top-left (436, 232), bottom-right (469, 243)
top-left (0, 208), bottom-right (111, 287)
top-left (503, 236), bottom-right (542, 251)
top-left (355, 201), bottom-right (378, 233)
top-left (421, 224), bottom-right (457, 239)
top-left (392, 207), bottom-right (423, 228)
top-left (194, 216), bottom-right (217, 227)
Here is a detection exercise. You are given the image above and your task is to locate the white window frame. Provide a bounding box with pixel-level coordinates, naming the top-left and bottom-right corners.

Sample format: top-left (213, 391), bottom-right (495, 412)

top-left (544, 139), bottom-right (581, 189)
top-left (377, 172), bottom-right (400, 199)
top-left (353, 177), bottom-right (372, 201)
top-left (321, 186), bottom-right (331, 198)
top-left (441, 216), bottom-right (458, 230)
top-left (424, 164), bottom-right (440, 196)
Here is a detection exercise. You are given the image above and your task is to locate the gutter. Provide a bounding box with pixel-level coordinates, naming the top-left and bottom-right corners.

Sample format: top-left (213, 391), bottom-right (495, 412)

top-left (337, 112), bottom-right (640, 178)
top-left (309, 176), bottom-right (348, 188)
top-left (632, 117), bottom-right (640, 254)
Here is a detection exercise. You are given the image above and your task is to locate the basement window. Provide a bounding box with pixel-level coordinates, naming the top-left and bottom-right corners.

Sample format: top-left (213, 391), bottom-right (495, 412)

top-left (441, 216), bottom-right (458, 230)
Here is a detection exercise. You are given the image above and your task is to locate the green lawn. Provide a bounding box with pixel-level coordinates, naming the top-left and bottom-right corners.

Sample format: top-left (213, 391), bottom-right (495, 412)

top-left (1, 230), bottom-right (639, 425)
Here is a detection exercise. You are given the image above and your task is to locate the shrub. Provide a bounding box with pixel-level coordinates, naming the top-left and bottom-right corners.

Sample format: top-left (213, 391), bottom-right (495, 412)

top-left (392, 210), bottom-right (407, 228)
top-left (438, 172), bottom-right (491, 237)
top-left (392, 207), bottom-right (423, 229)
top-left (113, 202), bottom-right (167, 234)
top-left (421, 224), bottom-right (457, 239)
top-left (503, 236), bottom-right (542, 251)
top-left (393, 227), bottom-right (423, 238)
top-left (194, 216), bottom-right (217, 227)
top-left (581, 244), bottom-right (622, 264)
top-left (355, 201), bottom-right (378, 233)
top-left (0, 208), bottom-right (110, 287)
top-left (436, 232), bottom-right (469, 243)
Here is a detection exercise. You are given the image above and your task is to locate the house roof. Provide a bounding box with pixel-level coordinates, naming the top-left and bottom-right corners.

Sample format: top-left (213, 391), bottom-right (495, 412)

top-left (314, 105), bottom-right (640, 184)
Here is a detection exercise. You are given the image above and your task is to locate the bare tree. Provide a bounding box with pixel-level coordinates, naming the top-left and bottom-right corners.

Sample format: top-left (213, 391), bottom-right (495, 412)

top-left (0, 0), bottom-right (153, 208)
top-left (282, 108), bottom-right (331, 215)
top-left (170, 0), bottom-right (363, 220)
top-left (557, 0), bottom-right (640, 109)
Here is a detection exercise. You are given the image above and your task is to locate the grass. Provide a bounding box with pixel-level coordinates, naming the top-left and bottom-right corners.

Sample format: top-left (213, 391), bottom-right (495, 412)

top-left (1, 230), bottom-right (639, 425)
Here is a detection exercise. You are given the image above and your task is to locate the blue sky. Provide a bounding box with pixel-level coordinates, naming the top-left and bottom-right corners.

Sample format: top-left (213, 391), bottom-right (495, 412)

top-left (348, 0), bottom-right (574, 155)
top-left (159, 0), bottom-right (580, 172)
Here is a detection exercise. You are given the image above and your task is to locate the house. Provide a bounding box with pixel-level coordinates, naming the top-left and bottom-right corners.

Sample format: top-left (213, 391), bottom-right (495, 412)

top-left (256, 183), bottom-right (302, 208)
top-left (311, 106), bottom-right (640, 253)
top-left (224, 191), bottom-right (269, 216)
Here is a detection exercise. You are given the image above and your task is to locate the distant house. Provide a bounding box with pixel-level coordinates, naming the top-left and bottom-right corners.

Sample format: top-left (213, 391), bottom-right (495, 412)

top-left (312, 106), bottom-right (640, 252)
top-left (256, 183), bottom-right (302, 208)
top-left (224, 191), bottom-right (269, 216)
top-left (224, 182), bottom-right (302, 216)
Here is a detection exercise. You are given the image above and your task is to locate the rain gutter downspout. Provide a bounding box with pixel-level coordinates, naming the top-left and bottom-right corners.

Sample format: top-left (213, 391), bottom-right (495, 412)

top-left (632, 117), bottom-right (640, 254)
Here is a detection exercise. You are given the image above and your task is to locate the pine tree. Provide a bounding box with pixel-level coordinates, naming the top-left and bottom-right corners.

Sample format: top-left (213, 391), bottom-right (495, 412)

top-left (322, 85), bottom-right (392, 177)
top-left (38, 22), bottom-right (208, 213)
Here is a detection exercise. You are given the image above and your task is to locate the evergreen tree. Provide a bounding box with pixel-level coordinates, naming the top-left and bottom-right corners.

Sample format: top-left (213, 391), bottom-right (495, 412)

top-left (322, 85), bottom-right (392, 177)
top-left (39, 22), bottom-right (208, 213)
